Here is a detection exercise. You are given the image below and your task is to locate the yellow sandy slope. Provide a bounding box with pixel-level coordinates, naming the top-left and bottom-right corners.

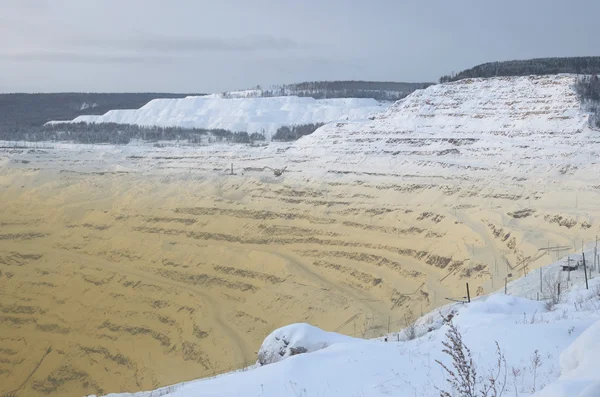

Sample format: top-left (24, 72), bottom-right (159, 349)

top-left (0, 164), bottom-right (598, 396)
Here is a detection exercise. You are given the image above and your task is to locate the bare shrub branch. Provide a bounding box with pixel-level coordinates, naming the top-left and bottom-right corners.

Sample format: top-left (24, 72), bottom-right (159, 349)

top-left (436, 322), bottom-right (506, 397)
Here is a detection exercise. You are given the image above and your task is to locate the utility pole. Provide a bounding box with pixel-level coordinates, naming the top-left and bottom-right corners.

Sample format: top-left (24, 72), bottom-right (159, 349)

top-left (583, 253), bottom-right (589, 290)
top-left (466, 283), bottom-right (471, 303)
top-left (495, 257), bottom-right (498, 275)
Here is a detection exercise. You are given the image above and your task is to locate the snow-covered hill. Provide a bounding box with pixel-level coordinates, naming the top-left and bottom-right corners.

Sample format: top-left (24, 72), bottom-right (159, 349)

top-left (287, 75), bottom-right (596, 178)
top-left (89, 247), bottom-right (600, 397)
top-left (48, 96), bottom-right (387, 136)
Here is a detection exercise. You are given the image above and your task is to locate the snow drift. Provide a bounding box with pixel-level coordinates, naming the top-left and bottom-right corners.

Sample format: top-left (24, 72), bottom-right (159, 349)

top-left (257, 323), bottom-right (358, 365)
top-left (534, 309), bottom-right (600, 397)
top-left (47, 96), bottom-right (387, 135)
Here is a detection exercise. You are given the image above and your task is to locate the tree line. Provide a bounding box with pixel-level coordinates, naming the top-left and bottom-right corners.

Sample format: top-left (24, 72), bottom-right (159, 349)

top-left (271, 123), bottom-right (325, 141)
top-left (439, 56), bottom-right (600, 83)
top-left (9, 122), bottom-right (329, 144)
top-left (0, 93), bottom-right (202, 132)
top-left (256, 81), bottom-right (433, 101)
top-left (575, 75), bottom-right (600, 128)
top-left (0, 122), bottom-right (268, 145)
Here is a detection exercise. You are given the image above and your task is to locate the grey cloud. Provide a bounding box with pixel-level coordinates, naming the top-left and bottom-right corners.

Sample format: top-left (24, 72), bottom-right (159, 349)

top-left (1, 0), bottom-right (599, 93)
top-left (0, 51), bottom-right (170, 64)
top-left (0, 33), bottom-right (302, 65)
top-left (78, 35), bottom-right (301, 53)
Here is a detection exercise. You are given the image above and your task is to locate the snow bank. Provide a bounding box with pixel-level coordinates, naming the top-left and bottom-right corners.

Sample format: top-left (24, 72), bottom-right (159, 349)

top-left (257, 323), bottom-right (358, 365)
top-left (534, 320), bottom-right (600, 397)
top-left (48, 96), bottom-right (387, 135)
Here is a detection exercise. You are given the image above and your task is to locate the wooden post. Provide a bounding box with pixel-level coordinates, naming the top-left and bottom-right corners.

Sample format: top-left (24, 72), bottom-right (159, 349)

top-left (466, 283), bottom-right (471, 303)
top-left (583, 253), bottom-right (589, 290)
top-left (540, 267), bottom-right (543, 294)
top-left (505, 277), bottom-right (508, 294)
top-left (230, 163), bottom-right (233, 175)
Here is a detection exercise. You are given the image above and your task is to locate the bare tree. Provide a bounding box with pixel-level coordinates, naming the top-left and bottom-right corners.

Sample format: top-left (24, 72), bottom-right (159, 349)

top-left (402, 309), bottom-right (417, 341)
top-left (542, 271), bottom-right (562, 311)
top-left (359, 313), bottom-right (373, 339)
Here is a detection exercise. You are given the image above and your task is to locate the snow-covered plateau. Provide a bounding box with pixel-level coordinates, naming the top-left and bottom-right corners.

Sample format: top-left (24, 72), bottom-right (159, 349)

top-left (47, 96), bottom-right (387, 136)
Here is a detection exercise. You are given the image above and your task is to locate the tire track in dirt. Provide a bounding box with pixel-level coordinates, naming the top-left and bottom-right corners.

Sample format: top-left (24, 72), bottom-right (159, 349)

top-left (44, 246), bottom-right (251, 366)
top-left (252, 246), bottom-right (389, 321)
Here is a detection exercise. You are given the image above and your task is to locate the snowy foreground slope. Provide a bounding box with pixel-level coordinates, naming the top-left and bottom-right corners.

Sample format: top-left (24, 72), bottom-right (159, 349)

top-left (92, 249), bottom-right (600, 397)
top-left (48, 96), bottom-right (387, 135)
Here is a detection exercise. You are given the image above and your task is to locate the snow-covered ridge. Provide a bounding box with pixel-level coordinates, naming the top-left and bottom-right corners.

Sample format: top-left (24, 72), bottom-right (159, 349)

top-left (47, 96), bottom-right (387, 135)
top-left (377, 74), bottom-right (585, 132)
top-left (290, 74), bottom-right (596, 179)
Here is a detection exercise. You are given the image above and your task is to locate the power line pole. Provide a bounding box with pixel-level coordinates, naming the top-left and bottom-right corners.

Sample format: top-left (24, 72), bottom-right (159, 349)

top-left (583, 253), bottom-right (589, 290)
top-left (466, 283), bottom-right (471, 303)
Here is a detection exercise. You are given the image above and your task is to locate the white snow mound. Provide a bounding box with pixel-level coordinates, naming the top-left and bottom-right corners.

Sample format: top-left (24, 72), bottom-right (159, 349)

top-left (47, 96), bottom-right (387, 135)
top-left (534, 320), bottom-right (600, 397)
top-left (257, 323), bottom-right (358, 365)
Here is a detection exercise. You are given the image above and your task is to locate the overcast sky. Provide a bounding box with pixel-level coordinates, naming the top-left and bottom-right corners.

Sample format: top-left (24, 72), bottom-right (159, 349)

top-left (1, 0), bottom-right (598, 93)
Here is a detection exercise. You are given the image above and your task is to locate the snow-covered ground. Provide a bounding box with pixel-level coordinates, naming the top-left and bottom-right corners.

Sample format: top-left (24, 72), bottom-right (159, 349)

top-left (89, 246), bottom-right (600, 397)
top-left (289, 74), bottom-right (598, 179)
top-left (47, 96), bottom-right (387, 136)
top-left (36, 74), bottom-right (599, 184)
